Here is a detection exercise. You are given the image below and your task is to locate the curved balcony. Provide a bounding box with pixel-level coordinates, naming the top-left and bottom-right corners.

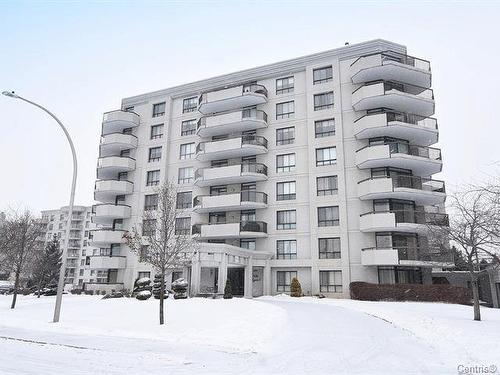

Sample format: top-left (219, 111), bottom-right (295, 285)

top-left (359, 210), bottom-right (449, 233)
top-left (194, 163), bottom-right (268, 187)
top-left (198, 84), bottom-right (268, 114)
top-left (99, 133), bottom-right (138, 157)
top-left (94, 180), bottom-right (133, 202)
top-left (361, 247), bottom-right (454, 268)
top-left (196, 135), bottom-right (268, 161)
top-left (193, 191), bottom-right (268, 213)
top-left (96, 156), bottom-right (136, 179)
top-left (197, 108), bottom-right (268, 137)
top-left (102, 110), bottom-right (140, 135)
top-left (353, 111), bottom-right (438, 146)
top-left (89, 229), bottom-right (127, 246)
top-left (352, 81), bottom-right (435, 117)
top-left (355, 143), bottom-right (442, 175)
top-left (358, 176), bottom-right (446, 205)
top-left (89, 255), bottom-right (127, 269)
top-left (192, 221), bottom-right (268, 239)
top-left (351, 51), bottom-right (431, 88)
top-left (91, 204), bottom-right (131, 225)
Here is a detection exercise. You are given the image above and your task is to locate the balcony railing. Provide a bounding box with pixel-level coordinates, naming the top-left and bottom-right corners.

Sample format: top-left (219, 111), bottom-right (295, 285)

top-left (196, 135), bottom-right (268, 153)
top-left (361, 209), bottom-right (449, 226)
top-left (195, 162), bottom-right (268, 180)
top-left (198, 84), bottom-right (268, 105)
top-left (362, 246), bottom-right (453, 264)
top-left (353, 80), bottom-right (434, 100)
top-left (197, 108), bottom-right (268, 131)
top-left (351, 51), bottom-right (431, 71)
top-left (192, 220), bottom-right (268, 235)
top-left (193, 191), bottom-right (268, 207)
top-left (358, 142), bottom-right (442, 161)
top-left (355, 110), bottom-right (438, 131)
top-left (358, 175), bottom-right (445, 193)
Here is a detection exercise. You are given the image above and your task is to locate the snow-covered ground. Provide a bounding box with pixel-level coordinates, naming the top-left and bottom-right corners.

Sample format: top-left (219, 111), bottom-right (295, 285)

top-left (0, 295), bottom-right (499, 374)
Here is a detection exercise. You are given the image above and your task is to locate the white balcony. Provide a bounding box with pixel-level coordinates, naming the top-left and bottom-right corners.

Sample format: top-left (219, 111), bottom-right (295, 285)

top-left (92, 204), bottom-right (131, 225)
top-left (351, 52), bottom-right (431, 88)
top-left (361, 247), bottom-right (454, 268)
top-left (89, 229), bottom-right (127, 246)
top-left (94, 180), bottom-right (133, 202)
top-left (192, 221), bottom-right (268, 239)
top-left (352, 81), bottom-right (435, 117)
top-left (198, 84), bottom-right (268, 114)
top-left (102, 110), bottom-right (140, 135)
top-left (96, 156), bottom-right (135, 179)
top-left (89, 256), bottom-right (127, 269)
top-left (99, 133), bottom-right (138, 157)
top-left (197, 109), bottom-right (268, 137)
top-left (196, 135), bottom-right (268, 161)
top-left (358, 176), bottom-right (446, 205)
top-left (355, 143), bottom-right (442, 175)
top-left (359, 211), bottom-right (449, 233)
top-left (353, 111), bottom-right (438, 146)
top-left (193, 191), bottom-right (268, 213)
top-left (194, 163), bottom-right (268, 187)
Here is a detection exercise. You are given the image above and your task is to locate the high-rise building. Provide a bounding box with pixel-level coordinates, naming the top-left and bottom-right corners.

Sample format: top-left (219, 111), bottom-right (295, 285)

top-left (91, 39), bottom-right (452, 297)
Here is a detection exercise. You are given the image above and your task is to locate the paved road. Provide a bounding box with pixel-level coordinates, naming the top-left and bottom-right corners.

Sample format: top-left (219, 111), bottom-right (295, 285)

top-left (0, 299), bottom-right (451, 374)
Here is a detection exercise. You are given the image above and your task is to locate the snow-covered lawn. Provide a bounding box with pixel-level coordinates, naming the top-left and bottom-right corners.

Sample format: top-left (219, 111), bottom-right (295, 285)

top-left (1, 295), bottom-right (499, 374)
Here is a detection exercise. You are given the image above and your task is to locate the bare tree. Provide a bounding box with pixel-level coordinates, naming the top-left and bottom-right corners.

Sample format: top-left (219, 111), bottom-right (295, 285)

top-left (430, 187), bottom-right (500, 321)
top-left (0, 210), bottom-right (44, 309)
top-left (124, 182), bottom-right (198, 325)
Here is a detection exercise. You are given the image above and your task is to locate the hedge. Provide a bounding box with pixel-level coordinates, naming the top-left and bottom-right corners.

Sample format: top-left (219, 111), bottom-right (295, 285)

top-left (350, 282), bottom-right (472, 305)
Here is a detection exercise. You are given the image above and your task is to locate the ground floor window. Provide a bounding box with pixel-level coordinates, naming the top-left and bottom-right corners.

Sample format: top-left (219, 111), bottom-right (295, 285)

top-left (378, 266), bottom-right (422, 284)
top-left (319, 270), bottom-right (342, 293)
top-left (277, 271), bottom-right (297, 292)
top-left (171, 271), bottom-right (183, 282)
top-left (138, 271), bottom-right (151, 280)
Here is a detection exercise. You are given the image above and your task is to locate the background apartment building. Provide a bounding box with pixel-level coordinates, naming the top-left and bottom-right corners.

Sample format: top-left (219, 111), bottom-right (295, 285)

top-left (91, 39), bottom-right (452, 297)
top-left (41, 206), bottom-right (98, 289)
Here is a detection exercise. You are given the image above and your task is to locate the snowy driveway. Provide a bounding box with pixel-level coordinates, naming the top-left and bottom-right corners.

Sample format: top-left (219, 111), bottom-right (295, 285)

top-left (1, 295), bottom-right (497, 374)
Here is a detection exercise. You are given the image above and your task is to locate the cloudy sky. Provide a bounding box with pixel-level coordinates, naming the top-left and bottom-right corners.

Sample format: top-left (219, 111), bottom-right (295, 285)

top-left (1, 0), bottom-right (499, 213)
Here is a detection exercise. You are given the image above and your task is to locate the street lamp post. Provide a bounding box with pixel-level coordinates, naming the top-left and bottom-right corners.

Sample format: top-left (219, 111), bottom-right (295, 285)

top-left (2, 90), bottom-right (77, 323)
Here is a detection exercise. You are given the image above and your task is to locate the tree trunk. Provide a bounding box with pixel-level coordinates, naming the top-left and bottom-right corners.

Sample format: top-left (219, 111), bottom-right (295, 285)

top-left (159, 273), bottom-right (165, 325)
top-left (11, 269), bottom-right (20, 309)
top-left (468, 266), bottom-right (481, 321)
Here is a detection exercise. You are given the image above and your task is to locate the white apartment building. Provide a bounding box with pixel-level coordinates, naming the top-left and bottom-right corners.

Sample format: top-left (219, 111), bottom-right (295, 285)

top-left (90, 39), bottom-right (453, 298)
top-left (41, 206), bottom-right (98, 289)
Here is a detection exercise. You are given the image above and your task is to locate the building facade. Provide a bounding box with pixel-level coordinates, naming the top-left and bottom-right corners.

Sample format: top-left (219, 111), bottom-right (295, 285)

top-left (41, 206), bottom-right (98, 289)
top-left (91, 39), bottom-right (452, 297)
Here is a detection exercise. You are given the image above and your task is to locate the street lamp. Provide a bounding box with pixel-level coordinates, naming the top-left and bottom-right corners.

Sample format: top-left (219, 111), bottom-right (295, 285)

top-left (2, 90), bottom-right (77, 323)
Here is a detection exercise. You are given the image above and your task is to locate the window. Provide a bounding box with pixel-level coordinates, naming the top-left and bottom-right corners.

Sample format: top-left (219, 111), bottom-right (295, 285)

top-left (276, 153), bottom-right (295, 173)
top-left (241, 182), bottom-right (256, 191)
top-left (146, 170), bottom-right (160, 186)
top-left (319, 238), bottom-right (341, 259)
top-left (183, 97), bottom-right (197, 113)
top-left (210, 185), bottom-right (227, 195)
top-left (314, 92), bottom-right (334, 110)
top-left (148, 146), bottom-right (162, 162)
top-left (178, 167), bottom-right (194, 184)
top-left (277, 210), bottom-right (296, 230)
top-left (276, 127), bottom-right (295, 145)
top-left (118, 172), bottom-right (128, 181)
top-left (180, 143), bottom-right (195, 159)
top-left (139, 246), bottom-right (149, 262)
top-left (318, 206), bottom-right (339, 227)
top-left (276, 76), bottom-right (294, 94)
top-left (315, 119), bottom-right (335, 138)
top-left (316, 147), bottom-right (337, 166)
top-left (124, 106), bottom-right (134, 112)
top-left (152, 102), bottom-right (165, 117)
top-left (277, 240), bottom-right (297, 259)
top-left (277, 271), bottom-right (297, 292)
top-left (240, 239), bottom-right (256, 250)
top-left (317, 176), bottom-right (338, 196)
top-left (144, 194), bottom-right (158, 211)
top-left (172, 271), bottom-right (183, 282)
top-left (313, 66), bottom-right (333, 84)
top-left (320, 271), bottom-right (342, 293)
top-left (150, 124), bottom-right (164, 139)
top-left (138, 271), bottom-right (151, 279)
top-left (277, 181), bottom-right (296, 201)
top-left (378, 266), bottom-right (422, 284)
top-left (142, 219), bottom-right (156, 236)
top-left (175, 217), bottom-right (191, 235)
top-left (276, 101), bottom-right (294, 120)
top-left (181, 119), bottom-right (197, 136)
top-left (176, 191), bottom-right (192, 209)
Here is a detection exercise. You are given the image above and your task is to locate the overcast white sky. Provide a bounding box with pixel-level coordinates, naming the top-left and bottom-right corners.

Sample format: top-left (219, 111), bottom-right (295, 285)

top-left (1, 1), bottom-right (499, 214)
